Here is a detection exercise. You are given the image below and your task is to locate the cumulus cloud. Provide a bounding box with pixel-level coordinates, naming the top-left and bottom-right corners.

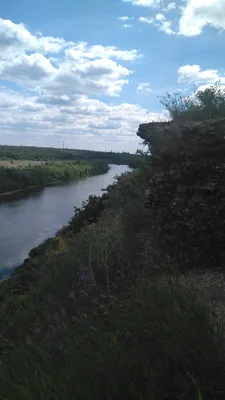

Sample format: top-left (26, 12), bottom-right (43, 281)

top-left (0, 88), bottom-right (152, 151)
top-left (0, 18), bottom-right (152, 151)
top-left (137, 82), bottom-right (152, 92)
top-left (178, 65), bottom-right (225, 84)
top-left (41, 58), bottom-right (131, 97)
top-left (179, 0), bottom-right (225, 36)
top-left (0, 18), bottom-right (35, 50)
top-left (0, 18), bottom-right (142, 98)
top-left (0, 53), bottom-right (56, 82)
top-left (132, 0), bottom-right (225, 36)
top-left (137, 0), bottom-right (225, 36)
top-left (0, 18), bottom-right (68, 55)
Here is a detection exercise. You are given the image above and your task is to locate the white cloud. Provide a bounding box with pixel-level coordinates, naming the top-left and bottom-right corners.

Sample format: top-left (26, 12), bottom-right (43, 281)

top-left (42, 58), bottom-right (131, 97)
top-left (0, 18), bottom-right (68, 55)
top-left (137, 0), bottom-right (225, 36)
top-left (155, 13), bottom-right (175, 34)
top-left (118, 16), bottom-right (130, 21)
top-left (155, 13), bottom-right (165, 21)
top-left (0, 92), bottom-right (17, 109)
top-left (34, 36), bottom-right (70, 53)
top-left (163, 2), bottom-right (176, 12)
top-left (123, 0), bottom-right (161, 7)
top-left (122, 24), bottom-right (132, 28)
top-left (0, 18), bottom-right (35, 50)
top-left (139, 17), bottom-right (154, 24)
top-left (0, 53), bottom-right (56, 82)
top-left (179, 0), bottom-right (225, 36)
top-left (137, 82), bottom-right (152, 92)
top-left (0, 88), bottom-right (153, 151)
top-left (0, 19), bottom-right (141, 98)
top-left (178, 65), bottom-right (225, 84)
top-left (0, 18), bottom-right (153, 151)
top-left (139, 13), bottom-right (175, 34)
top-left (21, 101), bottom-right (46, 112)
top-left (65, 43), bottom-right (141, 61)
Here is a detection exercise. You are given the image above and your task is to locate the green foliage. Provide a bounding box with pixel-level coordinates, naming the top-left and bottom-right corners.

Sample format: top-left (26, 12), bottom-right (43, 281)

top-left (160, 82), bottom-right (225, 121)
top-left (68, 195), bottom-right (106, 234)
top-left (0, 161), bottom-right (109, 195)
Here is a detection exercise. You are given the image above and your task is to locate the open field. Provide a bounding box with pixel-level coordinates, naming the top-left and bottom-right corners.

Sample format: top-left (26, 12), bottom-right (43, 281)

top-left (0, 160), bottom-right (47, 168)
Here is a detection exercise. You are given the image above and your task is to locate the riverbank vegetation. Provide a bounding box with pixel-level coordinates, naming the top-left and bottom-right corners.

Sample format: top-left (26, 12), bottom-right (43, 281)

top-left (1, 83), bottom-right (225, 399)
top-left (0, 145), bottom-right (142, 167)
top-left (0, 160), bottom-right (109, 196)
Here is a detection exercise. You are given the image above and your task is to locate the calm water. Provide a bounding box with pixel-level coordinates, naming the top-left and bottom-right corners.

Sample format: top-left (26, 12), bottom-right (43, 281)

top-left (0, 164), bottom-right (132, 276)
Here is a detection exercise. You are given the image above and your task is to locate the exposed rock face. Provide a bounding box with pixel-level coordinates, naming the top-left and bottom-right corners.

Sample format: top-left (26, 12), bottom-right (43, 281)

top-left (138, 118), bottom-right (225, 159)
top-left (137, 119), bottom-right (225, 269)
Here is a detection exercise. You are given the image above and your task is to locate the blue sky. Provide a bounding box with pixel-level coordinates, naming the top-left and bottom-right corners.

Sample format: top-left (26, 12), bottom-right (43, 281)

top-left (0, 0), bottom-right (225, 152)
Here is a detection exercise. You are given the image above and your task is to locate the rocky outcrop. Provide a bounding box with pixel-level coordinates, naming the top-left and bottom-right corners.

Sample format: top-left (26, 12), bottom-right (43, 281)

top-left (138, 118), bottom-right (225, 159)
top-left (137, 119), bottom-right (225, 270)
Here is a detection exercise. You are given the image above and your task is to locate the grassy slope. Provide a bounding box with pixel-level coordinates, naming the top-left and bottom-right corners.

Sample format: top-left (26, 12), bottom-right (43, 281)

top-left (0, 168), bottom-right (225, 400)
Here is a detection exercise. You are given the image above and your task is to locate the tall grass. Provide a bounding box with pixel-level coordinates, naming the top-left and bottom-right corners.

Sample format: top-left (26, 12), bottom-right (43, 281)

top-left (0, 275), bottom-right (224, 400)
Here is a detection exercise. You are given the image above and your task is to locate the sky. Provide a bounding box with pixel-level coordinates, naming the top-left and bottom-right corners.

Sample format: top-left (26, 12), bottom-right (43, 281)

top-left (0, 0), bottom-right (225, 152)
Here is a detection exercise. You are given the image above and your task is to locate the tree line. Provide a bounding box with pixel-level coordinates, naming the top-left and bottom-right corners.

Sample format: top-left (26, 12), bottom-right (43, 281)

top-left (0, 145), bottom-right (141, 167)
top-left (0, 161), bottom-right (108, 195)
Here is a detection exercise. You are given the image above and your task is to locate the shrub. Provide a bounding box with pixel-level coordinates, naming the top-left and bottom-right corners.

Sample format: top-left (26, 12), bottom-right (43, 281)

top-left (160, 82), bottom-right (225, 122)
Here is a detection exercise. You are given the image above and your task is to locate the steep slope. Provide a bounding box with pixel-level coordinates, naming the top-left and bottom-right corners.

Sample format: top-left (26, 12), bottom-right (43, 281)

top-left (0, 119), bottom-right (225, 399)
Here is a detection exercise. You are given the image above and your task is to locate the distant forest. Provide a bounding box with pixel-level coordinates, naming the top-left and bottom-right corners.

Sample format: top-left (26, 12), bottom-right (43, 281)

top-left (0, 145), bottom-right (142, 168)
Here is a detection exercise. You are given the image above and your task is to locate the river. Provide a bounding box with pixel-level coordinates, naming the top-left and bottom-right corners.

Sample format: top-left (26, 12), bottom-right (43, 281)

top-left (0, 164), bottom-right (132, 277)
